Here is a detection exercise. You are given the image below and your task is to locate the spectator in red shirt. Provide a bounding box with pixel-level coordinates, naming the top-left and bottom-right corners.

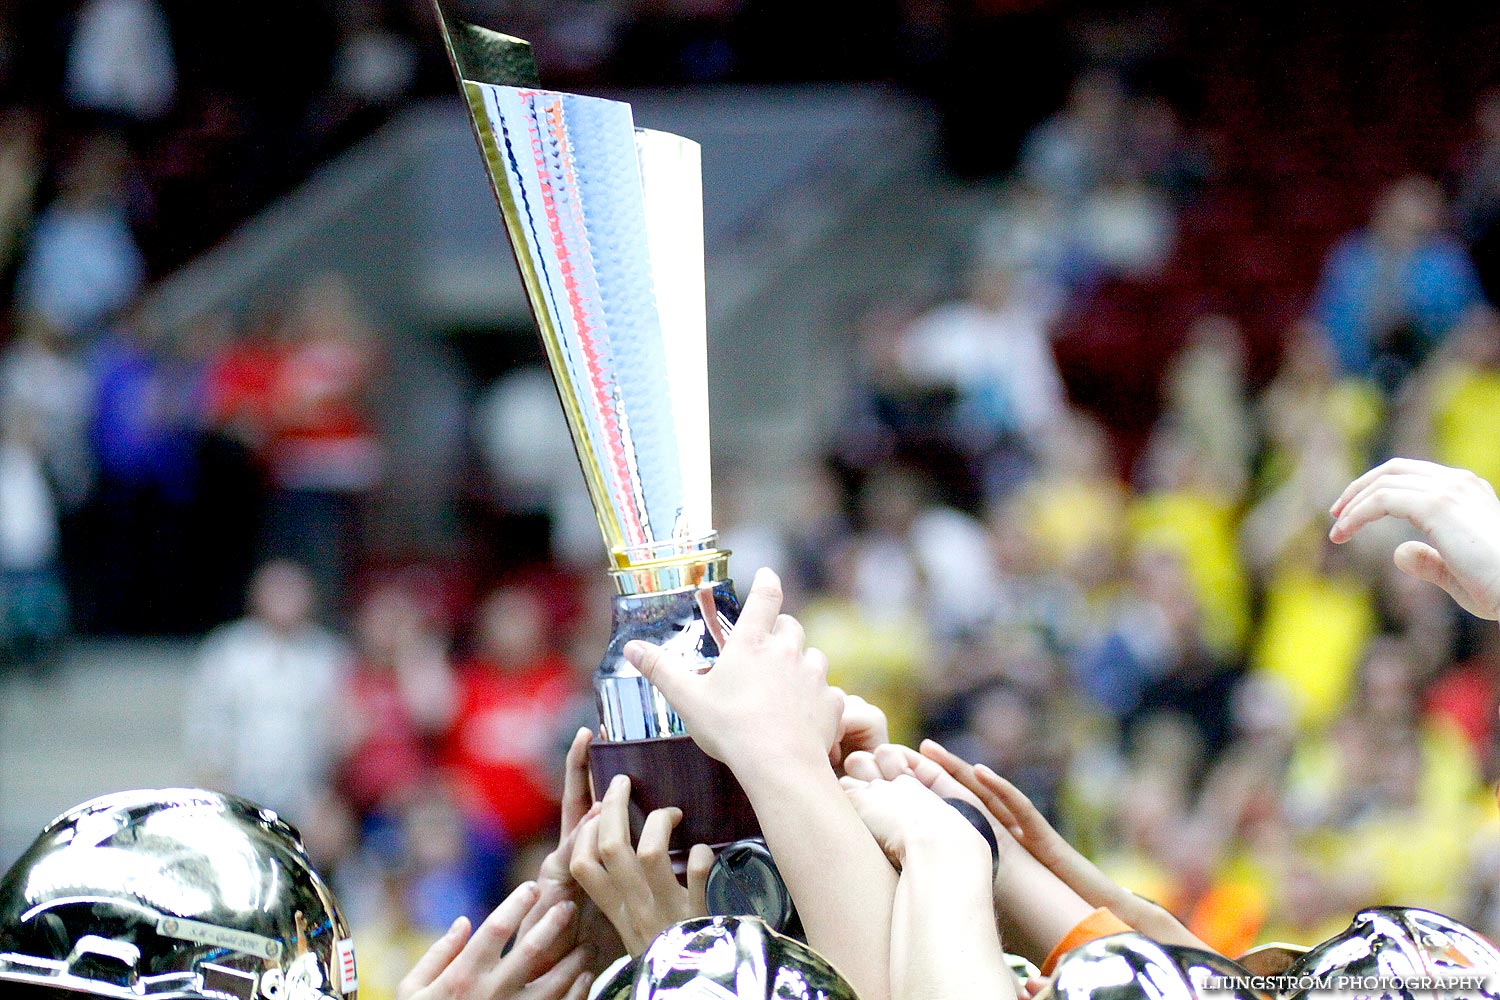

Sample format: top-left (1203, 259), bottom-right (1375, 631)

top-left (444, 583), bottom-right (585, 845)
top-left (1426, 627), bottom-right (1500, 775)
top-left (338, 582), bottom-right (455, 818)
top-left (263, 274), bottom-right (382, 612)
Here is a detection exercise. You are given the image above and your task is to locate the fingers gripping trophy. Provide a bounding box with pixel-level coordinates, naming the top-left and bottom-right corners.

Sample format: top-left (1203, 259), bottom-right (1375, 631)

top-left (431, 6), bottom-right (766, 874)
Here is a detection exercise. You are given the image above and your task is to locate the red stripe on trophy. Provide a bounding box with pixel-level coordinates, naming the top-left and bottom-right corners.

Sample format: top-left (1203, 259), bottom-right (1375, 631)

top-left (520, 91), bottom-right (645, 545)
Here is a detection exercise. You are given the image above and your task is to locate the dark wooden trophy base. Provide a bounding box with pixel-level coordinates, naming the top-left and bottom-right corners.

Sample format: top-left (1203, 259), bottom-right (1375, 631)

top-left (589, 733), bottom-right (761, 864)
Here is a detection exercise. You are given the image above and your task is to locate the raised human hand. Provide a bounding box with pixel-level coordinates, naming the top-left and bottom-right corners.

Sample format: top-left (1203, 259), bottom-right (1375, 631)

top-left (842, 771), bottom-right (1012, 1000)
top-left (840, 772), bottom-right (991, 872)
top-left (844, 744), bottom-right (1006, 847)
top-left (514, 727), bottom-right (623, 967)
top-left (568, 774), bottom-right (713, 957)
top-left (396, 882), bottom-right (594, 1000)
top-left (1329, 458), bottom-right (1500, 620)
top-left (844, 743), bottom-right (977, 804)
top-left (918, 740), bottom-right (1209, 952)
top-left (517, 729), bottom-right (593, 937)
top-left (623, 568), bottom-right (844, 776)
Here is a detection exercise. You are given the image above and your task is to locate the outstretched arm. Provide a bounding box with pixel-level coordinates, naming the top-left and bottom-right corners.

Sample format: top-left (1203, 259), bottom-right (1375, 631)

top-left (916, 740), bottom-right (1210, 953)
top-left (843, 773), bottom-right (1016, 1000)
top-left (624, 568), bottom-right (898, 1000)
top-left (912, 743), bottom-right (1218, 953)
top-left (1329, 457), bottom-right (1500, 620)
top-left (845, 743), bottom-right (1095, 964)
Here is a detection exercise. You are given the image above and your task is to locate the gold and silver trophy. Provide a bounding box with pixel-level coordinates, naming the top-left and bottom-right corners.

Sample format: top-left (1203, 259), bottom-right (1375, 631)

top-left (433, 5), bottom-right (759, 858)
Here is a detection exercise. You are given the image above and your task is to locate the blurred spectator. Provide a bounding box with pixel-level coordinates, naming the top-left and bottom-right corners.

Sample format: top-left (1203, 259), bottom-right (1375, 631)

top-left (1010, 409), bottom-right (1128, 599)
top-left (1019, 69), bottom-right (1126, 204)
top-left (183, 560), bottom-right (352, 823)
top-left (1160, 315), bottom-right (1255, 499)
top-left (330, 0), bottom-right (419, 108)
top-left (946, 677), bottom-right (1070, 819)
top-left (338, 583), bottom-right (455, 818)
top-left (864, 467), bottom-right (997, 635)
top-left (15, 135), bottom-right (145, 338)
top-left (835, 300), bottom-right (929, 457)
top-left (976, 498), bottom-right (1087, 656)
top-left (443, 584), bottom-right (581, 846)
top-left (1077, 167), bottom-right (1176, 281)
top-left (0, 109), bottom-right (42, 275)
top-left (0, 311), bottom-right (94, 509)
top-left (1401, 305), bottom-right (1500, 492)
top-left (202, 304), bottom-right (283, 454)
top-left (1426, 624), bottom-right (1500, 780)
top-left (1285, 638), bottom-right (1480, 913)
top-left (973, 181), bottom-right (1085, 293)
top-left (1094, 730), bottom-right (1197, 900)
top-left (1376, 557), bottom-right (1459, 679)
top-left (1258, 853), bottom-right (1366, 948)
top-left (802, 536), bottom-right (932, 747)
top-left (1251, 533), bottom-right (1377, 732)
top-left (0, 403), bottom-right (67, 674)
top-left (1124, 94), bottom-right (1208, 205)
top-left (1241, 323), bottom-right (1381, 576)
top-left (1195, 676), bottom-right (1298, 854)
top-left (1129, 424), bottom-right (1252, 659)
top-left (82, 307), bottom-right (204, 634)
top-left (340, 784), bottom-right (508, 1000)
top-left (263, 275), bottom-right (382, 611)
top-left (191, 308), bottom-right (279, 622)
top-left (310, 0), bottom-right (421, 145)
top-left (1313, 175), bottom-right (1486, 387)
top-left (1075, 543), bottom-right (1237, 757)
top-left (1454, 88), bottom-right (1500, 302)
top-left (899, 265), bottom-right (1066, 499)
top-left (63, 0), bottom-right (176, 124)
top-left (388, 785), bottom-right (501, 933)
top-left (725, 460), bottom-right (853, 605)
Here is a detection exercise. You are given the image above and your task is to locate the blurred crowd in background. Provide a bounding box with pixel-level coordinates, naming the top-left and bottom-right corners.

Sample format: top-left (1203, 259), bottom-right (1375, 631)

top-left (7, 2), bottom-right (1500, 999)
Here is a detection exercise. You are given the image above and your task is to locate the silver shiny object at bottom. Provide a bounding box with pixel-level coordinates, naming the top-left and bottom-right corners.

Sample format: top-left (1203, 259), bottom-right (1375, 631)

top-left (0, 789), bottom-right (355, 1000)
top-left (1282, 907), bottom-right (1500, 1000)
top-left (593, 916), bottom-right (858, 1000)
top-left (1041, 932), bottom-right (1267, 1000)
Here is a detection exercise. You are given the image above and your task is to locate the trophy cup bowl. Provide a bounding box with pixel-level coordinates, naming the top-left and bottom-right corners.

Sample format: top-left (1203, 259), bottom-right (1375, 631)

top-left (433, 3), bottom-right (760, 858)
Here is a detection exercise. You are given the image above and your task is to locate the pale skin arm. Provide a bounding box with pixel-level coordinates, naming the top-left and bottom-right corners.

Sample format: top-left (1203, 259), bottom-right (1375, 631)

top-left (623, 568), bottom-right (898, 1000)
top-left (1329, 457), bottom-right (1500, 620)
top-left (517, 728), bottom-right (592, 936)
top-left (917, 740), bottom-right (1212, 953)
top-left (842, 773), bottom-right (1016, 1000)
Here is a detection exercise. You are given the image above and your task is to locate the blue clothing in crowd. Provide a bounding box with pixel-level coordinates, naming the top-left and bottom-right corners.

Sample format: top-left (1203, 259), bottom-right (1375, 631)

top-left (1313, 231), bottom-right (1486, 376)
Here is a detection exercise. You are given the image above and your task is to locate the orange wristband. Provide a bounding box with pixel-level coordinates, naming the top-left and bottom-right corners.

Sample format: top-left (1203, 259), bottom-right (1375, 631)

top-left (1041, 907), bottom-right (1134, 975)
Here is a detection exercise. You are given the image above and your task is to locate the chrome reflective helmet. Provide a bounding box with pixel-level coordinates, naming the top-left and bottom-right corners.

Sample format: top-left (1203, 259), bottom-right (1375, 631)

top-left (0, 789), bottom-right (357, 1000)
top-left (1040, 932), bottom-right (1268, 1000)
top-left (1282, 907), bottom-right (1500, 1000)
top-left (594, 916), bottom-right (858, 1000)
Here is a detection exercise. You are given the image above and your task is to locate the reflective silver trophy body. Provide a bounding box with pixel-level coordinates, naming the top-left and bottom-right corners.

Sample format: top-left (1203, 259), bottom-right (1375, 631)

top-left (434, 6), bottom-right (759, 855)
